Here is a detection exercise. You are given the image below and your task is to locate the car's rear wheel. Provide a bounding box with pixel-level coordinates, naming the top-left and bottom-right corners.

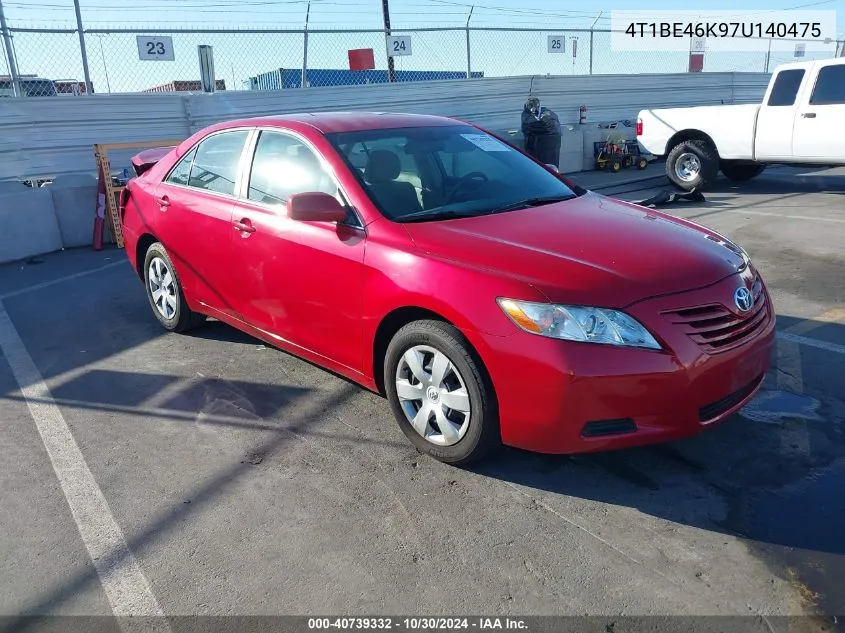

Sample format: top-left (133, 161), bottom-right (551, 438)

top-left (143, 242), bottom-right (205, 333)
top-left (665, 139), bottom-right (718, 191)
top-left (721, 161), bottom-right (766, 182)
top-left (384, 320), bottom-right (500, 465)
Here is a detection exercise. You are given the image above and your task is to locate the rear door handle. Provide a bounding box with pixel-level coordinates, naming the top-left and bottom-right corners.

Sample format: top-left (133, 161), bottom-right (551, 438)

top-left (233, 219), bottom-right (256, 234)
top-left (156, 195), bottom-right (170, 209)
top-left (802, 112), bottom-right (816, 118)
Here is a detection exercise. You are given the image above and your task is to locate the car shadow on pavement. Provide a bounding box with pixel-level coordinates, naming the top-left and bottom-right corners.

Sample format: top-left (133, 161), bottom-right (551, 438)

top-left (471, 316), bottom-right (845, 556)
top-left (1, 376), bottom-right (362, 626)
top-left (470, 315), bottom-right (845, 611)
top-left (710, 170), bottom-right (845, 197)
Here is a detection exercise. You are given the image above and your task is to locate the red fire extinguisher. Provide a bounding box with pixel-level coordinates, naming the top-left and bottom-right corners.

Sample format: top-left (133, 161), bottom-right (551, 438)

top-left (579, 105), bottom-right (587, 125)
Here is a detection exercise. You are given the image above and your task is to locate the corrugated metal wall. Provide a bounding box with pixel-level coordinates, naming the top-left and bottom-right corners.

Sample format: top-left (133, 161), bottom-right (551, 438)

top-left (0, 94), bottom-right (190, 181)
top-left (0, 72), bottom-right (771, 182)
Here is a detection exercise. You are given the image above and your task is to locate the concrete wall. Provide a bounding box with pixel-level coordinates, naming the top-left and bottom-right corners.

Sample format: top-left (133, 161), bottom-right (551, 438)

top-left (0, 71), bottom-right (772, 265)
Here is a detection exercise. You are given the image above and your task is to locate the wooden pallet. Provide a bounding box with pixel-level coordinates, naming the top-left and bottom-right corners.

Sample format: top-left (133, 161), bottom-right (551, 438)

top-left (93, 140), bottom-right (183, 248)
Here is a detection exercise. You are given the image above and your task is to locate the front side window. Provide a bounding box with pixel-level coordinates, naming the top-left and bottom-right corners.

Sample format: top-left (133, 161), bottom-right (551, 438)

top-left (326, 125), bottom-right (578, 222)
top-left (186, 130), bottom-right (250, 196)
top-left (246, 131), bottom-right (338, 205)
top-left (809, 65), bottom-right (845, 105)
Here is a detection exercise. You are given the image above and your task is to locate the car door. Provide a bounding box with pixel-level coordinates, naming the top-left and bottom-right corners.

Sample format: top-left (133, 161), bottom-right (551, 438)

top-left (154, 128), bottom-right (251, 320)
top-left (754, 66), bottom-right (807, 160)
top-left (792, 61), bottom-right (845, 161)
top-left (229, 128), bottom-right (367, 372)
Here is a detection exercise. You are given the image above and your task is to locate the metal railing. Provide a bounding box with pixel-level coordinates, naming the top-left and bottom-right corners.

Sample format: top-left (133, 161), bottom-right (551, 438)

top-left (2, 22), bottom-right (843, 97)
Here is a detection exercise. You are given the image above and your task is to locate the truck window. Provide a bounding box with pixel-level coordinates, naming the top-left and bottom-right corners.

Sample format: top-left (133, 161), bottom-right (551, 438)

top-left (809, 65), bottom-right (845, 105)
top-left (766, 69), bottom-right (805, 106)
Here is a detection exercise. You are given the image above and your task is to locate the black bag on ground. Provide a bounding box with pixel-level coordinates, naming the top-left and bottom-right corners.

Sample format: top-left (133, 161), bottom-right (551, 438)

top-left (521, 97), bottom-right (562, 167)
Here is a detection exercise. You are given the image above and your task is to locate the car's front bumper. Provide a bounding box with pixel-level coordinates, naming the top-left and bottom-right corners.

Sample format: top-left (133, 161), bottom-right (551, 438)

top-left (468, 271), bottom-right (775, 454)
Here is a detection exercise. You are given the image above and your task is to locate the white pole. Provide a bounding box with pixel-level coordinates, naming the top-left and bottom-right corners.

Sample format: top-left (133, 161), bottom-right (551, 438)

top-left (465, 5), bottom-right (473, 79)
top-left (97, 35), bottom-right (111, 93)
top-left (0, 0), bottom-right (21, 96)
top-left (588, 11), bottom-right (601, 76)
top-left (73, 0), bottom-right (93, 94)
top-left (301, 0), bottom-right (310, 88)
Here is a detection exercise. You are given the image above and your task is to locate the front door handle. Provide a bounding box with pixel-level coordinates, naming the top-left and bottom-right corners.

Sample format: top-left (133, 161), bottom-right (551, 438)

top-left (802, 112), bottom-right (817, 118)
top-left (233, 219), bottom-right (256, 234)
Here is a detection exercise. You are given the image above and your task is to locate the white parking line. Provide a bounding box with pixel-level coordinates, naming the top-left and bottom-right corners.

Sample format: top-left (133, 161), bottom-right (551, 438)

top-left (0, 302), bottom-right (169, 626)
top-left (721, 209), bottom-right (845, 224)
top-left (776, 330), bottom-right (845, 356)
top-left (774, 335), bottom-right (809, 457)
top-left (0, 261), bottom-right (128, 302)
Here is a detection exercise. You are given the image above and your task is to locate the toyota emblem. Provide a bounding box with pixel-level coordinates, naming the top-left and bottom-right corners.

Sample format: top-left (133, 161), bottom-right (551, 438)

top-left (734, 286), bottom-right (754, 312)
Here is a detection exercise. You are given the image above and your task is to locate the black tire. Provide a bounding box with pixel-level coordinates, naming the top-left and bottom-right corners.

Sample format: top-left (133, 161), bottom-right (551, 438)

top-left (142, 241), bottom-right (206, 333)
top-left (384, 320), bottom-right (500, 466)
top-left (721, 161), bottom-right (766, 182)
top-left (609, 159), bottom-right (622, 173)
top-left (665, 139), bottom-right (719, 191)
top-left (636, 157), bottom-right (649, 170)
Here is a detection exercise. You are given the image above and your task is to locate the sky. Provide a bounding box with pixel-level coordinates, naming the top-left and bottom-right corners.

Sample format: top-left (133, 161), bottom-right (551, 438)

top-left (2, 0), bottom-right (844, 93)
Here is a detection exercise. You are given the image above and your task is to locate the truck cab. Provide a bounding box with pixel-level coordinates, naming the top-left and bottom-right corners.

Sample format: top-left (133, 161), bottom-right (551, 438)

top-left (636, 58), bottom-right (845, 191)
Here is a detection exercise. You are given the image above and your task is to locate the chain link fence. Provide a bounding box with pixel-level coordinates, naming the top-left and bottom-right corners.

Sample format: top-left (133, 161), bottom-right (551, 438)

top-left (2, 24), bottom-right (843, 97)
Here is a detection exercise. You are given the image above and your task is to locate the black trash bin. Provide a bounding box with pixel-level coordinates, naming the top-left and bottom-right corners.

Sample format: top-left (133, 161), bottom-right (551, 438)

top-left (521, 97), bottom-right (562, 168)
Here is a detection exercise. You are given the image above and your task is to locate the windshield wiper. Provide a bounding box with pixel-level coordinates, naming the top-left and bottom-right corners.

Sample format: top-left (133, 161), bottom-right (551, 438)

top-left (396, 194), bottom-right (576, 223)
top-left (397, 209), bottom-right (484, 223)
top-left (484, 194), bottom-right (577, 214)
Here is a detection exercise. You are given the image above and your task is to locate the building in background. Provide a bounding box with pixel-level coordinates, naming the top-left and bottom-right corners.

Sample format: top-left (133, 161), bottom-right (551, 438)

top-left (245, 68), bottom-right (483, 90)
top-left (142, 80), bottom-right (227, 93)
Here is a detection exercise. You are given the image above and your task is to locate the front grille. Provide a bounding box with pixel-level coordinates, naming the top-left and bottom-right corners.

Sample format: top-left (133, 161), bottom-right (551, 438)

top-left (661, 278), bottom-right (770, 353)
top-left (698, 374), bottom-right (764, 422)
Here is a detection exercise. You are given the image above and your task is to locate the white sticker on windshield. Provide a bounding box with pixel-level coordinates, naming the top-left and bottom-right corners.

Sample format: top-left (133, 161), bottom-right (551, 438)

top-left (460, 133), bottom-right (510, 152)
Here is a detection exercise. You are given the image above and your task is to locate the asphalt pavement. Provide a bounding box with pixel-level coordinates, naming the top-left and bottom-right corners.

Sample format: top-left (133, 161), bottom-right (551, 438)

top-left (0, 163), bottom-right (843, 632)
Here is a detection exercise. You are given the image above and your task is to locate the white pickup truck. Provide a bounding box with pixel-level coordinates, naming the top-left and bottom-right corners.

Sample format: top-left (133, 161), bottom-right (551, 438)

top-left (636, 57), bottom-right (845, 191)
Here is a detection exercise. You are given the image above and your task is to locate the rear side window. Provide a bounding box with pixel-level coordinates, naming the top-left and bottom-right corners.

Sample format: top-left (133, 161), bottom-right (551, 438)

top-left (165, 147), bottom-right (196, 186)
top-left (187, 130), bottom-right (250, 196)
top-left (809, 65), bottom-right (845, 105)
top-left (767, 69), bottom-right (805, 106)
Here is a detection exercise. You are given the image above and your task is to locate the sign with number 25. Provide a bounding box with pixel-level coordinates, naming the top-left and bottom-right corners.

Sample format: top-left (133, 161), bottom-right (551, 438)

top-left (547, 35), bottom-right (565, 53)
top-left (136, 36), bottom-right (175, 61)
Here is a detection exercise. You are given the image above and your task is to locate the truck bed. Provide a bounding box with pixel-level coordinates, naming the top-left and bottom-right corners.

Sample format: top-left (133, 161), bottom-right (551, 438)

top-left (638, 104), bottom-right (761, 160)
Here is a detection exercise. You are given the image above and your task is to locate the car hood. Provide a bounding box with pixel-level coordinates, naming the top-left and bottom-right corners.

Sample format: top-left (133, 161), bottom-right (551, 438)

top-left (403, 192), bottom-right (746, 308)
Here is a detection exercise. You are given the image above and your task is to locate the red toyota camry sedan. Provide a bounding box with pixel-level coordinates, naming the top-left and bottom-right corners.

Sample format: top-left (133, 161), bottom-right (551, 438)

top-left (120, 112), bottom-right (775, 465)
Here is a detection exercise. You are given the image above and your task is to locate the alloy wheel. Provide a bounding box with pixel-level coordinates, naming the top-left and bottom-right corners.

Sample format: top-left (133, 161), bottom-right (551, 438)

top-left (674, 152), bottom-right (701, 182)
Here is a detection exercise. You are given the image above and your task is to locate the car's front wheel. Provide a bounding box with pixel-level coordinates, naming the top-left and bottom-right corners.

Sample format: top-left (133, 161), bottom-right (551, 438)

top-left (384, 320), bottom-right (500, 465)
top-left (143, 241), bottom-right (206, 333)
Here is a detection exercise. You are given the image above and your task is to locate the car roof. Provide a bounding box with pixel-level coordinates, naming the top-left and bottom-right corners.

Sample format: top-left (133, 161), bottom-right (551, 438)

top-left (207, 111), bottom-right (470, 135)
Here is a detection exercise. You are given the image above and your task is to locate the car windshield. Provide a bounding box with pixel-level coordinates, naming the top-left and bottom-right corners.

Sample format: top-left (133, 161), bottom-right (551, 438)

top-left (325, 124), bottom-right (579, 223)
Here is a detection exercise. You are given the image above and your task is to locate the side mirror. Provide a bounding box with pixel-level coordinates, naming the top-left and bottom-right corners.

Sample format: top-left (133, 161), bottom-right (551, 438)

top-left (545, 163), bottom-right (560, 173)
top-left (287, 192), bottom-right (347, 223)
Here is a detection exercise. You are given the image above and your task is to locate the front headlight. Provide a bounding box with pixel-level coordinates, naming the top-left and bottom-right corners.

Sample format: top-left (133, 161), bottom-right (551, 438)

top-left (497, 298), bottom-right (662, 350)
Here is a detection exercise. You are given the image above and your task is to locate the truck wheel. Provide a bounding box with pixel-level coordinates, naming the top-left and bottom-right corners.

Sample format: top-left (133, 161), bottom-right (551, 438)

top-left (721, 161), bottom-right (766, 182)
top-left (666, 139), bottom-right (718, 191)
